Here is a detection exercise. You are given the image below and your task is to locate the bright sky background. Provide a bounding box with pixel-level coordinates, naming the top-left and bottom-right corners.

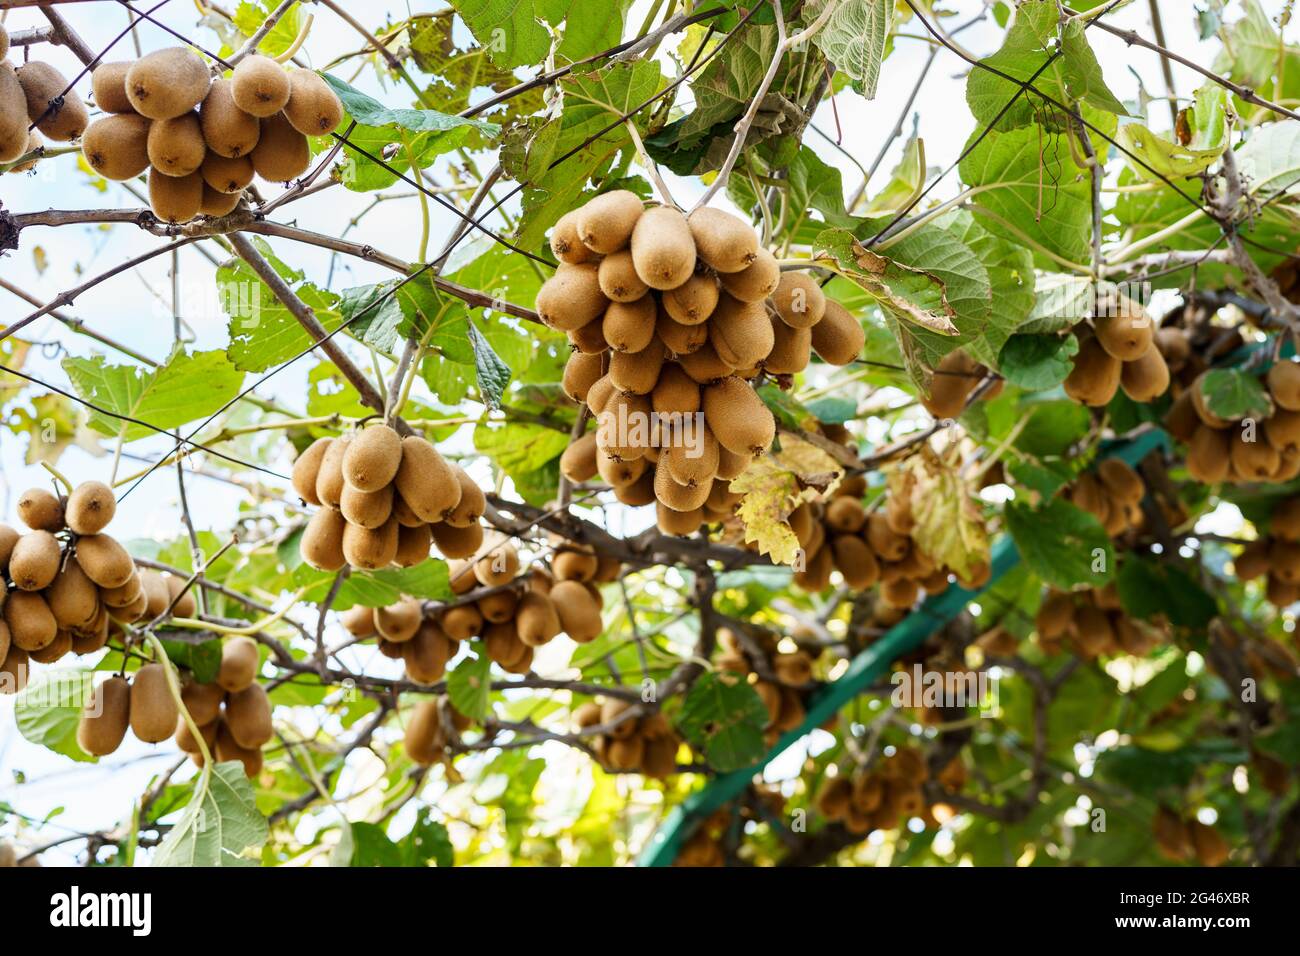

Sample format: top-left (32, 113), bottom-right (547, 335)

top-left (0, 0), bottom-right (1291, 864)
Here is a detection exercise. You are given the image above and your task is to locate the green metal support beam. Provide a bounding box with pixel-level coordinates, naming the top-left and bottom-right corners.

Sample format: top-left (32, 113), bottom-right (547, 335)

top-left (638, 427), bottom-right (1171, 867)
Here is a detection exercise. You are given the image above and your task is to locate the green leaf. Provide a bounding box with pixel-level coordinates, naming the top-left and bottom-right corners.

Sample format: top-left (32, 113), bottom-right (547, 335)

top-left (474, 421), bottom-right (570, 493)
top-left (153, 762), bottom-right (269, 867)
top-left (402, 809), bottom-right (454, 867)
top-left (817, 228), bottom-right (957, 337)
top-left (804, 0), bottom-right (891, 98)
top-left (283, 534), bottom-right (452, 608)
top-left (447, 651), bottom-right (492, 722)
top-left (1199, 368), bottom-right (1273, 420)
top-left (467, 322), bottom-right (511, 411)
top-left (965, 0), bottom-right (1065, 131)
top-left (1117, 84), bottom-right (1227, 182)
top-left (1117, 558), bottom-right (1218, 629)
top-left (1005, 497), bottom-right (1113, 589)
top-left (14, 669), bottom-right (93, 763)
top-left (448, 0), bottom-right (632, 69)
top-left (902, 452), bottom-right (991, 580)
top-left (676, 672), bottom-right (769, 772)
top-left (1235, 119), bottom-right (1300, 202)
top-left (1059, 17), bottom-right (1129, 117)
top-left (157, 635), bottom-right (223, 685)
top-left (805, 396), bottom-right (858, 425)
top-left (998, 333), bottom-right (1079, 390)
top-left (62, 349), bottom-right (245, 443)
top-left (320, 72), bottom-right (498, 138)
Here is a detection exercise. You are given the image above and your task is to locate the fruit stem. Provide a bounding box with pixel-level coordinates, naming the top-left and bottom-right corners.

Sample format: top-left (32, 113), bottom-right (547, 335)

top-left (274, 12), bottom-right (314, 64)
top-left (169, 587), bottom-right (307, 636)
top-left (144, 632), bottom-right (213, 769)
top-left (39, 461), bottom-right (75, 495)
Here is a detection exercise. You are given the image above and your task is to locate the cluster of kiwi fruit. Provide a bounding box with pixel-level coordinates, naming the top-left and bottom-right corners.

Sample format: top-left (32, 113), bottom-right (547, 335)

top-left (402, 695), bottom-right (473, 766)
top-left (1063, 296), bottom-right (1173, 406)
top-left (77, 47), bottom-right (341, 221)
top-left (544, 192), bottom-right (866, 535)
top-left (1034, 582), bottom-right (1167, 659)
top-left (572, 698), bottom-right (681, 777)
top-left (0, 482), bottom-right (191, 695)
top-left (1229, 496), bottom-right (1300, 608)
top-left (1, 26), bottom-right (89, 169)
top-left (815, 746), bottom-right (958, 836)
top-left (172, 637), bottom-right (272, 776)
top-left (295, 424), bottom-right (487, 572)
top-left (1152, 806), bottom-right (1230, 867)
top-left (716, 626), bottom-right (817, 744)
top-left (1165, 360), bottom-right (1300, 485)
top-left (1062, 457), bottom-right (1148, 539)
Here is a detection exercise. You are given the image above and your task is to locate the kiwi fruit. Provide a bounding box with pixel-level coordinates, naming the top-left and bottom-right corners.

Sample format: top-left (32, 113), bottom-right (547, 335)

top-left (702, 376), bottom-right (776, 458)
top-left (30, 630), bottom-right (72, 665)
top-left (1064, 336), bottom-right (1122, 407)
top-left (231, 54), bottom-right (290, 117)
top-left (716, 444), bottom-right (751, 481)
top-left (1187, 425), bottom-right (1232, 484)
top-left (404, 699), bottom-right (444, 765)
top-left (1268, 361), bottom-right (1300, 411)
top-left (343, 516), bottom-right (400, 569)
top-left (47, 558), bottom-right (99, 629)
top-left (710, 294), bottom-right (774, 369)
top-left (920, 350), bottom-right (977, 419)
top-left (148, 167), bottom-right (203, 223)
top-left (17, 487), bottom-right (64, 531)
top-left (147, 111), bottom-right (206, 176)
top-left (764, 318), bottom-right (813, 375)
top-left (0, 644), bottom-right (29, 695)
top-left (772, 272), bottom-right (827, 329)
top-left (484, 619), bottom-right (527, 668)
top-left (100, 571), bottom-right (143, 609)
top-left (64, 481), bottom-right (115, 535)
top-left (1232, 429), bottom-right (1280, 481)
top-left (91, 61), bottom-right (134, 114)
top-left (341, 604), bottom-right (378, 639)
top-left (630, 206), bottom-right (696, 290)
top-left (575, 190), bottom-right (643, 254)
top-left (477, 589), bottom-right (519, 624)
top-left (404, 622), bottom-right (452, 684)
top-left (1190, 374), bottom-right (1232, 429)
top-left (688, 207), bottom-right (758, 273)
top-left (291, 437), bottom-right (332, 506)
top-left (616, 471), bottom-right (658, 507)
top-left (393, 435), bottom-right (460, 522)
top-left (127, 48), bottom-right (211, 120)
top-left (81, 113), bottom-right (152, 180)
top-left (662, 272), bottom-right (720, 326)
top-left (568, 316), bottom-right (609, 353)
top-left (198, 152), bottom-right (253, 195)
top-left (831, 535), bottom-right (880, 589)
top-left (181, 680), bottom-right (225, 726)
top-left (1094, 299), bottom-right (1153, 361)
top-left (654, 460), bottom-right (712, 512)
top-left (603, 295), bottom-right (657, 353)
top-left (430, 520), bottom-right (483, 559)
top-left (16, 61), bottom-right (88, 141)
top-left (609, 339), bottom-right (666, 395)
top-left (597, 389), bottom-right (653, 460)
top-left (75, 534), bottom-right (134, 589)
top-left (5, 129), bottom-right (41, 173)
top-left (598, 447), bottom-right (646, 487)
top-left (0, 522), bottom-right (18, 570)
top-left (562, 351), bottom-right (604, 404)
top-left (393, 523), bottom-right (433, 567)
top-left (585, 375), bottom-right (617, 416)
top-left (0, 63), bottom-right (29, 163)
top-left (224, 683), bottom-right (273, 748)
top-left (77, 676), bottom-right (131, 756)
top-left (536, 262), bottom-right (608, 331)
top-left (718, 248), bottom-right (780, 303)
top-left (4, 591), bottom-right (56, 651)
top-left (597, 250), bottom-right (649, 302)
top-left (301, 506), bottom-right (347, 571)
top-left (175, 716), bottom-right (218, 755)
top-left (656, 308), bottom-right (710, 356)
top-left (217, 636), bottom-right (260, 693)
top-left (282, 68), bottom-right (343, 135)
top-left (1096, 459), bottom-right (1143, 503)
top-left (199, 78), bottom-right (260, 157)
top-left (339, 482), bottom-right (393, 529)
top-left (1120, 343), bottom-right (1170, 402)
top-left (341, 425), bottom-right (401, 492)
top-left (549, 579), bottom-right (602, 643)
top-left (679, 341), bottom-right (736, 384)
top-left (1234, 539), bottom-right (1272, 579)
top-left (440, 604), bottom-right (483, 641)
top-left (551, 209), bottom-right (593, 264)
top-left (442, 467), bottom-right (485, 527)
top-left (553, 548), bottom-right (598, 582)
top-left (144, 572), bottom-right (177, 620)
top-left (1267, 409), bottom-right (1300, 457)
top-left (516, 592), bottom-right (562, 647)
top-left (825, 497), bottom-right (867, 533)
top-left (215, 722), bottom-right (264, 777)
top-left (664, 425), bottom-right (720, 489)
top-left (810, 299), bottom-right (866, 366)
top-left (558, 432), bottom-right (598, 483)
top-left (200, 180), bottom-right (243, 216)
top-left (652, 363), bottom-right (701, 416)
top-left (474, 542), bottom-right (519, 586)
top-left (126, 663), bottom-right (177, 743)
top-left (250, 111), bottom-right (310, 182)
top-left (1272, 498), bottom-right (1300, 540)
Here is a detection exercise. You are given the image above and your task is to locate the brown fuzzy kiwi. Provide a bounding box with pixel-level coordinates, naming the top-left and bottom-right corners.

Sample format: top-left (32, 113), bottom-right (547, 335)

top-left (81, 113), bottom-right (152, 180)
top-left (199, 78), bottom-right (260, 158)
top-left (716, 444), bottom-right (751, 481)
top-left (1097, 459), bottom-right (1144, 503)
top-left (718, 248), bottom-right (780, 303)
top-left (129, 663), bottom-right (179, 743)
top-left (108, 591), bottom-right (148, 625)
top-left (404, 622), bottom-right (453, 684)
top-left (340, 604), bottom-right (377, 639)
top-left (393, 523), bottom-right (433, 567)
top-left (4, 591), bottom-right (57, 651)
top-left (17, 487), bottom-right (64, 531)
top-left (1231, 428), bottom-right (1280, 482)
top-left (126, 48), bottom-right (211, 120)
top-left (831, 535), bottom-right (880, 589)
top-left (250, 111), bottom-right (310, 181)
top-left (231, 55), bottom-right (290, 117)
top-left (342, 517), bottom-right (400, 569)
top-left (291, 437), bottom-right (332, 506)
top-left (475, 541), bottom-right (520, 586)
top-left (630, 205), bottom-right (696, 290)
top-left (181, 680), bottom-right (225, 726)
top-left (1187, 425), bottom-right (1232, 484)
top-left (484, 619), bottom-right (528, 668)
top-left (0, 644), bottom-right (29, 695)
top-left (516, 591), bottom-right (561, 647)
top-left (1120, 343), bottom-right (1170, 402)
top-left (614, 471), bottom-right (657, 506)
top-left (568, 316), bottom-right (609, 354)
top-left (553, 548), bottom-right (599, 582)
top-left (598, 250), bottom-right (649, 302)
top-left (1234, 539), bottom-right (1272, 579)
top-left (880, 576), bottom-right (920, 610)
top-left (201, 182), bottom-right (242, 217)
top-left (64, 481), bottom-right (115, 535)
top-left (654, 459), bottom-right (712, 512)
top-left (550, 209), bottom-right (593, 264)
top-left (663, 272), bottom-right (720, 325)
top-left (394, 435), bottom-right (461, 523)
top-left (1064, 336), bottom-right (1122, 407)
top-left (687, 207), bottom-right (758, 273)
top-left (536, 262), bottom-right (607, 331)
top-left (430, 520), bottom-right (483, 559)
top-left (825, 497), bottom-right (867, 533)
top-left (810, 299), bottom-right (865, 366)
top-left (0, 64), bottom-right (29, 164)
top-left (342, 425), bottom-right (402, 492)
top-left (677, 341), bottom-right (736, 384)
top-left (764, 318), bottom-right (812, 375)
top-left (1094, 298), bottom-right (1154, 361)
top-left (1272, 498), bottom-right (1300, 541)
top-left (476, 589), bottom-right (519, 624)
top-left (597, 448), bottom-right (646, 487)
top-left (596, 390), bottom-right (653, 461)
top-left (75, 534), bottom-right (134, 589)
top-left (585, 375), bottom-right (617, 416)
top-left (403, 699), bottom-right (444, 765)
top-left (771, 272), bottom-right (827, 329)
top-left (442, 467), bottom-right (484, 527)
top-left (175, 717), bottom-right (218, 756)
top-left (866, 513), bottom-right (909, 562)
top-left (656, 308), bottom-right (710, 356)
top-left (1163, 389), bottom-right (1200, 443)
top-left (1266, 409), bottom-right (1300, 457)
top-left (0, 522), bottom-right (18, 571)
top-left (77, 676), bottom-right (130, 756)
top-left (91, 61), bottom-right (134, 114)
top-left (575, 190), bottom-right (643, 254)
top-left (440, 604), bottom-right (483, 642)
top-left (549, 579), bottom-right (602, 642)
top-left (301, 507), bottom-right (347, 571)
top-left (602, 295), bottom-right (657, 353)
top-left (215, 723), bottom-right (264, 777)
top-left (1268, 361), bottom-right (1300, 411)
top-left (921, 351), bottom-right (977, 419)
top-left (702, 376), bottom-right (775, 458)
top-left (148, 167), bottom-right (203, 223)
top-left (147, 112), bottom-right (206, 176)
top-left (47, 558), bottom-right (99, 630)
top-left (609, 339), bottom-right (666, 395)
top-left (16, 62), bottom-right (88, 141)
top-left (282, 69), bottom-right (343, 135)
top-left (339, 482), bottom-right (394, 529)
top-left (200, 151), bottom-right (254, 194)
top-left (1270, 539), bottom-right (1300, 584)
top-left (706, 478), bottom-right (742, 513)
top-left (560, 431), bottom-right (599, 482)
top-left (710, 295), bottom-right (774, 369)
top-left (652, 363), bottom-right (701, 416)
top-left (100, 572), bottom-right (143, 610)
top-left (5, 129), bottom-right (41, 173)
top-left (217, 636), bottom-right (260, 693)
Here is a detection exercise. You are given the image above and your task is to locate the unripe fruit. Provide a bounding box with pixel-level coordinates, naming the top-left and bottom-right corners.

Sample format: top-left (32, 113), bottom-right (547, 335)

top-left (231, 55), bottom-right (290, 117)
top-left (282, 69), bottom-right (343, 135)
top-left (1094, 299), bottom-right (1153, 361)
top-left (17, 487), bottom-right (64, 532)
top-left (91, 61), bottom-right (134, 114)
top-left (630, 205), bottom-right (696, 290)
top-left (77, 676), bottom-right (130, 756)
top-left (662, 272), bottom-right (720, 325)
top-left (81, 114), bottom-right (152, 180)
top-left (809, 299), bottom-right (865, 366)
top-left (342, 424), bottom-right (402, 492)
top-left (536, 263), bottom-right (607, 331)
top-left (225, 682), bottom-right (273, 748)
top-left (200, 78), bottom-right (260, 158)
top-left (147, 112), bottom-right (206, 176)
top-left (441, 467), bottom-right (484, 528)
top-left (1064, 336), bottom-right (1122, 407)
top-left (702, 376), bottom-right (775, 458)
top-left (301, 507), bottom-right (347, 571)
top-left (688, 207), bottom-right (758, 273)
top-left (404, 699), bottom-right (444, 765)
top-left (429, 520), bottom-right (483, 559)
top-left (126, 48), bottom-right (211, 120)
top-left (217, 636), bottom-right (260, 693)
top-left (148, 167), bottom-right (203, 223)
top-left (551, 209), bottom-right (593, 264)
top-left (575, 190), bottom-right (643, 254)
top-left (250, 111), bottom-right (310, 181)
top-left (17, 61), bottom-right (88, 141)
top-left (394, 436), bottom-right (461, 523)
top-left (65, 481), bottom-right (115, 535)
top-left (772, 272), bottom-right (827, 329)
top-left (129, 663), bottom-right (179, 743)
top-left (181, 680), bottom-right (225, 726)
top-left (75, 534), bottom-right (134, 589)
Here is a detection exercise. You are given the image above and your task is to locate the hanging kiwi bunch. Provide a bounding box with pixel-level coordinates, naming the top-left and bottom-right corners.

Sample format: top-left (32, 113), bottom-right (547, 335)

top-left (1152, 806), bottom-right (1230, 867)
top-left (1165, 360), bottom-right (1300, 485)
top-left (0, 481), bottom-right (195, 695)
top-left (1033, 582), bottom-right (1168, 659)
top-left (1062, 295), bottom-right (1173, 407)
top-left (1, 26), bottom-right (90, 169)
top-left (543, 193), bottom-right (866, 537)
top-left (1228, 495), bottom-right (1300, 608)
top-left (294, 424), bottom-right (488, 572)
top-left (1062, 458), bottom-right (1148, 539)
top-left (77, 47), bottom-right (342, 221)
top-left (814, 747), bottom-right (948, 836)
top-left (402, 695), bottom-right (474, 766)
top-left (572, 698), bottom-right (682, 777)
top-left (714, 626), bottom-right (817, 743)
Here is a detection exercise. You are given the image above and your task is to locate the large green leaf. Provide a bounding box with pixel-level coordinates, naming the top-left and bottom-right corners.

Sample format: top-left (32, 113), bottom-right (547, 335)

top-left (676, 672), bottom-right (768, 772)
top-left (1005, 496), bottom-right (1114, 590)
top-left (448, 0), bottom-right (633, 69)
top-left (153, 762), bottom-right (269, 867)
top-left (447, 651), bottom-right (492, 722)
top-left (965, 0), bottom-right (1066, 131)
top-left (220, 257), bottom-right (344, 372)
top-left (805, 0), bottom-right (891, 98)
top-left (14, 669), bottom-right (93, 763)
top-left (1117, 84), bottom-right (1227, 183)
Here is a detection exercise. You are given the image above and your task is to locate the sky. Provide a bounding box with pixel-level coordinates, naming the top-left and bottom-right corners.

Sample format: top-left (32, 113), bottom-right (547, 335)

top-left (0, 0), bottom-right (1290, 863)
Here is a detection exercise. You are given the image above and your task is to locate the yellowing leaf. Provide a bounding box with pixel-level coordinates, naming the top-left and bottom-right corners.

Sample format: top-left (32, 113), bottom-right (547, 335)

top-left (32, 246), bottom-right (48, 275)
top-left (730, 435), bottom-right (842, 565)
top-left (894, 448), bottom-right (989, 579)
